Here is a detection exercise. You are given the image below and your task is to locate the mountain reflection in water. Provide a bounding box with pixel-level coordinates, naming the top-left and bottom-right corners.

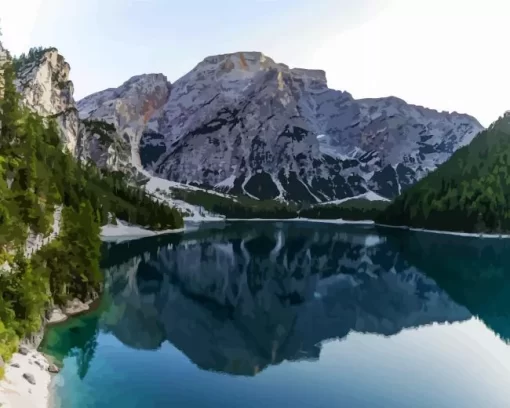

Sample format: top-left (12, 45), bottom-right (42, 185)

top-left (42, 221), bottom-right (510, 408)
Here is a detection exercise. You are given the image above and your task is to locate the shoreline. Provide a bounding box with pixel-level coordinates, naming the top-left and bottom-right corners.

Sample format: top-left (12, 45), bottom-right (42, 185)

top-left (0, 347), bottom-right (53, 408)
top-left (376, 222), bottom-right (510, 239)
top-left (226, 217), bottom-right (375, 225)
top-left (100, 222), bottom-right (185, 243)
top-left (225, 217), bottom-right (510, 238)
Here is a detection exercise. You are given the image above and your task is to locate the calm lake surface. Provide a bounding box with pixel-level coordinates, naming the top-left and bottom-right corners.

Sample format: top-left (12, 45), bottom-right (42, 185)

top-left (42, 221), bottom-right (510, 408)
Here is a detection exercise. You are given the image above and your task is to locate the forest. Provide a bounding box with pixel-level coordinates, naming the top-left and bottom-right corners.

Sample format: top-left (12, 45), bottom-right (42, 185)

top-left (171, 188), bottom-right (389, 221)
top-left (170, 189), bottom-right (299, 219)
top-left (0, 57), bottom-right (182, 374)
top-left (378, 115), bottom-right (510, 234)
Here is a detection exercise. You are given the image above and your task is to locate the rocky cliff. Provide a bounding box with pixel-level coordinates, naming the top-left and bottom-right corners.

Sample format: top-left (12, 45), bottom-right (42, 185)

top-left (12, 47), bottom-right (139, 177)
top-left (78, 51), bottom-right (484, 201)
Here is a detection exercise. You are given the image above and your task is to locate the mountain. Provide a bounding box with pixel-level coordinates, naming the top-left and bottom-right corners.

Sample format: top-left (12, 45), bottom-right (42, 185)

top-left (378, 113), bottom-right (510, 233)
top-left (78, 52), bottom-right (483, 202)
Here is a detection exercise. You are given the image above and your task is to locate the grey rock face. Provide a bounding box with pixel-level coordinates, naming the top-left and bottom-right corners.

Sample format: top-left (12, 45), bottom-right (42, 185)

top-left (15, 49), bottom-right (80, 154)
top-left (18, 346), bottom-right (30, 356)
top-left (12, 47), bottom-right (137, 177)
top-left (78, 51), bottom-right (484, 201)
top-left (77, 74), bottom-right (171, 168)
top-left (23, 373), bottom-right (36, 385)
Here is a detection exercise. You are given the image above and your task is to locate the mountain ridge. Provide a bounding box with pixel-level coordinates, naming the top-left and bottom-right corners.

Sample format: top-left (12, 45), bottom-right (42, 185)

top-left (76, 50), bottom-right (483, 202)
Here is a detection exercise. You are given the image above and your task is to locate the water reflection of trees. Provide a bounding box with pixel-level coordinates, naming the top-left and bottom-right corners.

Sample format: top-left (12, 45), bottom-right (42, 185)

top-left (381, 228), bottom-right (510, 343)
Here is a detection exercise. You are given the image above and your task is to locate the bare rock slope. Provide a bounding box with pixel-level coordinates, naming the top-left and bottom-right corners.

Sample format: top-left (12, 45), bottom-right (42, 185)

top-left (78, 52), bottom-right (484, 201)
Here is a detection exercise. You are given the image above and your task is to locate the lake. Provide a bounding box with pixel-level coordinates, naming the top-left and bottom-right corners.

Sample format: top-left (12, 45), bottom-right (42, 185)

top-left (41, 221), bottom-right (510, 408)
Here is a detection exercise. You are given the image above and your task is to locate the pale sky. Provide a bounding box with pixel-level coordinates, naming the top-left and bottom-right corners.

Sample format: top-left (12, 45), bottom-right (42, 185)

top-left (1, 0), bottom-right (509, 126)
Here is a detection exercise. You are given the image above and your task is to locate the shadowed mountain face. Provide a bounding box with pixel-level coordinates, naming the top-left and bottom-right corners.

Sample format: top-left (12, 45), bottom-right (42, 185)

top-left (95, 222), bottom-right (475, 376)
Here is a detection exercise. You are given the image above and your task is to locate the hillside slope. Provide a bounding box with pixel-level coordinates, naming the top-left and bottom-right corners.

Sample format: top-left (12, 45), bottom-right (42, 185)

top-left (378, 113), bottom-right (510, 233)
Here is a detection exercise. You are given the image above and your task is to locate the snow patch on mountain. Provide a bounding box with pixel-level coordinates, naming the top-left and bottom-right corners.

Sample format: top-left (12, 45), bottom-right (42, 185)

top-left (318, 191), bottom-right (390, 206)
top-left (144, 176), bottom-right (226, 221)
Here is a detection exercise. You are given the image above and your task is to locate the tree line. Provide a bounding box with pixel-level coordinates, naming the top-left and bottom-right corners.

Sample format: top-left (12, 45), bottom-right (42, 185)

top-left (377, 115), bottom-right (510, 234)
top-left (170, 188), bottom-right (389, 221)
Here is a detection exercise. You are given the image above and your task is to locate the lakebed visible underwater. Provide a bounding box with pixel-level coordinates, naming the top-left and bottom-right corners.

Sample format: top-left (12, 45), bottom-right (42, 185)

top-left (42, 221), bottom-right (510, 407)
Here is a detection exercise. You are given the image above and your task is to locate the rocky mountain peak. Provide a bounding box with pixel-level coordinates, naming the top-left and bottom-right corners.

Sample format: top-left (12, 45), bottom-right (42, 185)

top-left (78, 51), bottom-right (485, 202)
top-left (200, 52), bottom-right (278, 73)
top-left (16, 48), bottom-right (73, 116)
top-left (77, 73), bottom-right (171, 168)
top-left (190, 51), bottom-right (328, 90)
top-left (13, 47), bottom-right (79, 153)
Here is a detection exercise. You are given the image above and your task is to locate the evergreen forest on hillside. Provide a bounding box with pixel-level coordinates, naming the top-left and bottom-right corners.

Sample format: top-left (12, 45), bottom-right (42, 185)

top-left (378, 115), bottom-right (510, 234)
top-left (0, 57), bottom-right (183, 374)
top-left (170, 188), bottom-right (388, 221)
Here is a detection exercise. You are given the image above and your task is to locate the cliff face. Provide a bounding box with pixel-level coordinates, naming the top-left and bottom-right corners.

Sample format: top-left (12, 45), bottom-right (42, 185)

top-left (78, 51), bottom-right (484, 201)
top-left (78, 74), bottom-right (171, 168)
top-left (15, 49), bottom-right (79, 153)
top-left (12, 47), bottom-right (139, 177)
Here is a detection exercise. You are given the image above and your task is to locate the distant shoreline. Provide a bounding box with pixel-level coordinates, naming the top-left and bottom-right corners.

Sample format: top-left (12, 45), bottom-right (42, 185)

top-left (225, 218), bottom-right (510, 239)
top-left (375, 223), bottom-right (510, 239)
top-left (99, 217), bottom-right (510, 244)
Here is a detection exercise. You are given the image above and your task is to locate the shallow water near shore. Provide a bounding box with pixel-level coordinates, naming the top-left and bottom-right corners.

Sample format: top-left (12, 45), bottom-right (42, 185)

top-left (41, 221), bottom-right (510, 407)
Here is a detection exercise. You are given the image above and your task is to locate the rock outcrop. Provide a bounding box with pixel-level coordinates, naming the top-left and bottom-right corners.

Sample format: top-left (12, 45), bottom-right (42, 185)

top-left (15, 48), bottom-right (79, 153)
top-left (12, 47), bottom-right (140, 178)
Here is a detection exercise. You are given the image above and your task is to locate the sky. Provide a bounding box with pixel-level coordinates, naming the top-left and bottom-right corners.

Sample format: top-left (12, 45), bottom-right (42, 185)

top-left (1, 0), bottom-right (509, 126)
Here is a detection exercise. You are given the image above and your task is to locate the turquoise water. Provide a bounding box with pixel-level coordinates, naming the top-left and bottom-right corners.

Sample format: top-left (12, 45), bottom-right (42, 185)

top-left (42, 221), bottom-right (510, 407)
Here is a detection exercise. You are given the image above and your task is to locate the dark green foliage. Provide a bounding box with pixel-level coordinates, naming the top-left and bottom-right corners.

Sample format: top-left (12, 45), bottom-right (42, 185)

top-left (171, 189), bottom-right (298, 219)
top-left (82, 119), bottom-right (116, 144)
top-left (378, 115), bottom-right (510, 233)
top-left (12, 46), bottom-right (58, 72)
top-left (301, 199), bottom-right (390, 221)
